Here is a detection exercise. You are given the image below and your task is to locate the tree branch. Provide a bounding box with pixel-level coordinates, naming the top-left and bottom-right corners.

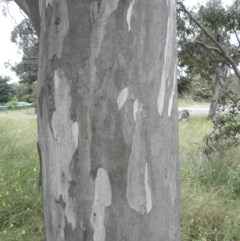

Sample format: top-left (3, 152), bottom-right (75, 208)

top-left (232, 5), bottom-right (240, 47)
top-left (14, 0), bottom-right (40, 37)
top-left (177, 2), bottom-right (225, 51)
top-left (177, 1), bottom-right (240, 80)
top-left (233, 28), bottom-right (240, 47)
top-left (195, 41), bottom-right (223, 55)
top-left (14, 0), bottom-right (30, 17)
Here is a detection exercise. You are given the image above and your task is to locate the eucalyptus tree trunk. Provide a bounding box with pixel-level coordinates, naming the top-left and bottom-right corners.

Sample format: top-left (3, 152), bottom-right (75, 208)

top-left (208, 65), bottom-right (231, 118)
top-left (15, 0), bottom-right (180, 240)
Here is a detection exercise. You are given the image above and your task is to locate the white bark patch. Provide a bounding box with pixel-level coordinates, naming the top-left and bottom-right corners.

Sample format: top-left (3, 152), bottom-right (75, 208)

top-left (168, 62), bottom-right (177, 117)
top-left (50, 69), bottom-right (78, 231)
top-left (117, 87), bottom-right (129, 110)
top-left (65, 198), bottom-right (76, 229)
top-left (46, 0), bottom-right (53, 7)
top-left (91, 168), bottom-right (112, 241)
top-left (71, 122), bottom-right (79, 149)
top-left (127, 0), bottom-right (135, 31)
top-left (157, 70), bottom-right (166, 116)
top-left (144, 163), bottom-right (152, 213)
top-left (133, 99), bottom-right (139, 122)
top-left (127, 104), bottom-right (148, 214)
top-left (157, 8), bottom-right (174, 116)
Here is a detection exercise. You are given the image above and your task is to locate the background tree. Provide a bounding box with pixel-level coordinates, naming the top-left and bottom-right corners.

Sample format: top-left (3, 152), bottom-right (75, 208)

top-left (9, 0), bottom-right (180, 240)
top-left (6, 18), bottom-right (38, 94)
top-left (0, 75), bottom-right (15, 104)
top-left (177, 0), bottom-right (240, 117)
top-left (13, 82), bottom-right (30, 101)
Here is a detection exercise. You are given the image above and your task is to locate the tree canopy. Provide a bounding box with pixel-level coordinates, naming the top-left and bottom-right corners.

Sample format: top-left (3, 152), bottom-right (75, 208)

top-left (177, 0), bottom-right (240, 100)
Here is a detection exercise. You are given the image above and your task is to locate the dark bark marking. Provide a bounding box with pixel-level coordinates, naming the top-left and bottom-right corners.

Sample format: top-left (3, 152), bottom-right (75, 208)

top-left (55, 17), bottom-right (61, 25)
top-left (69, 149), bottom-right (80, 183)
top-left (55, 194), bottom-right (66, 210)
top-left (68, 181), bottom-right (77, 199)
top-left (47, 75), bottom-right (56, 114)
top-left (98, 0), bottom-right (101, 12)
top-left (38, 87), bottom-right (44, 119)
top-left (64, 216), bottom-right (76, 240)
top-left (83, 229), bottom-right (88, 241)
top-left (70, 79), bottom-right (78, 123)
top-left (37, 141), bottom-right (42, 190)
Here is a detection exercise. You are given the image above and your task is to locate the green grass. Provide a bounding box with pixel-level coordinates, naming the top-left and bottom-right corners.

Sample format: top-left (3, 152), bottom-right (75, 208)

top-left (180, 116), bottom-right (240, 241)
top-left (1, 109), bottom-right (240, 240)
top-left (0, 109), bottom-right (44, 241)
top-left (178, 98), bottom-right (210, 107)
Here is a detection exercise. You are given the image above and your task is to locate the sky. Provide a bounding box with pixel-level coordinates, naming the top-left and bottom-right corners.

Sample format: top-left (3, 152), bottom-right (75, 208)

top-left (0, 0), bottom-right (235, 83)
top-left (0, 2), bottom-right (24, 83)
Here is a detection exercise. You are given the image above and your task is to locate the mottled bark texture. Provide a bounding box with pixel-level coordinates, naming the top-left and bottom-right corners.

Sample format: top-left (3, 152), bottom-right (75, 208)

top-left (16, 0), bottom-right (180, 240)
top-left (208, 65), bottom-right (231, 119)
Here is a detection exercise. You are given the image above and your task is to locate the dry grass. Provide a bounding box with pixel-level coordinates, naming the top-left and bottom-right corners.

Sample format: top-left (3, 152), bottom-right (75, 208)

top-left (0, 109), bottom-right (44, 241)
top-left (180, 116), bottom-right (240, 241)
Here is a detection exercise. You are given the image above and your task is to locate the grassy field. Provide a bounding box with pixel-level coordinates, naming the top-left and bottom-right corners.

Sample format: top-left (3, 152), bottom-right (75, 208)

top-left (0, 109), bottom-right (44, 241)
top-left (1, 109), bottom-right (240, 240)
top-left (180, 116), bottom-right (240, 241)
top-left (178, 98), bottom-right (210, 107)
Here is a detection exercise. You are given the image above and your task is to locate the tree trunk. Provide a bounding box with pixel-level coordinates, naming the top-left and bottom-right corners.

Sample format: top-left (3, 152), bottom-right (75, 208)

top-left (208, 65), bottom-right (231, 118)
top-left (18, 0), bottom-right (180, 240)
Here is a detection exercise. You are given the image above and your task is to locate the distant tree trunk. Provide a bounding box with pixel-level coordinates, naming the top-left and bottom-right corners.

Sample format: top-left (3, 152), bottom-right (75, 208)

top-left (15, 0), bottom-right (180, 240)
top-left (208, 65), bottom-right (231, 118)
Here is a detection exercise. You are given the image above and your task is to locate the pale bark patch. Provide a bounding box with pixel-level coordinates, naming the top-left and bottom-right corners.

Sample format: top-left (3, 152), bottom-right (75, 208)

top-left (126, 103), bottom-right (149, 214)
top-left (91, 168), bottom-right (112, 241)
top-left (168, 62), bottom-right (177, 117)
top-left (158, 4), bottom-right (174, 116)
top-left (71, 122), bottom-right (79, 149)
top-left (133, 99), bottom-right (139, 122)
top-left (117, 87), bottom-right (129, 110)
top-left (144, 163), bottom-right (152, 213)
top-left (127, 0), bottom-right (135, 31)
top-left (46, 0), bottom-right (53, 7)
top-left (50, 69), bottom-right (78, 231)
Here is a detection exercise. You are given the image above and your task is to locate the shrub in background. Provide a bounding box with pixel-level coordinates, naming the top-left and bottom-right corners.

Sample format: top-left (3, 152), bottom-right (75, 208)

top-left (179, 116), bottom-right (240, 240)
top-left (204, 91), bottom-right (240, 162)
top-left (30, 81), bottom-right (37, 110)
top-left (6, 95), bottom-right (18, 110)
top-left (20, 95), bottom-right (31, 103)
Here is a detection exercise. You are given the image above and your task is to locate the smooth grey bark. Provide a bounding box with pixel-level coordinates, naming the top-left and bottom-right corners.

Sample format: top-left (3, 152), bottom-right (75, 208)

top-left (208, 65), bottom-right (231, 118)
top-left (17, 0), bottom-right (180, 240)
